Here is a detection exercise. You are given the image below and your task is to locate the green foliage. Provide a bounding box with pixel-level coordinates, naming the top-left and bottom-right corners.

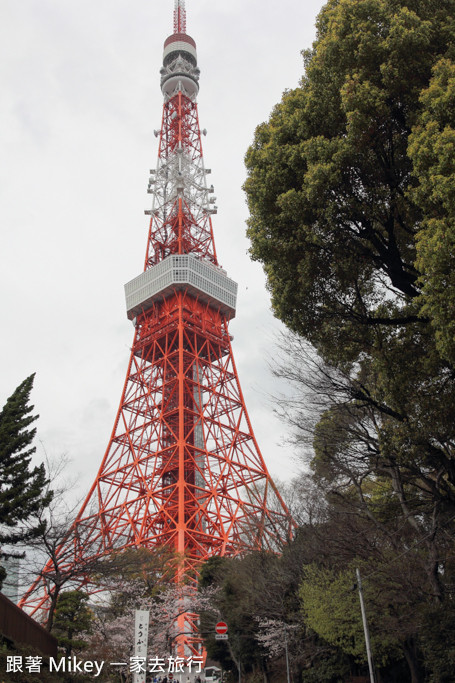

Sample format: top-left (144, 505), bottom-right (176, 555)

top-left (198, 557), bottom-right (236, 669)
top-left (301, 650), bottom-right (351, 683)
top-left (198, 554), bottom-right (227, 589)
top-left (244, 0), bottom-right (455, 519)
top-left (0, 375), bottom-right (52, 549)
top-left (300, 563), bottom-right (402, 666)
top-left (245, 0), bottom-right (455, 357)
top-left (201, 554), bottom-right (273, 673)
top-left (98, 545), bottom-right (175, 592)
top-left (198, 540), bottom-right (412, 681)
top-left (409, 58), bottom-right (455, 364)
top-left (244, 5), bottom-right (455, 678)
top-left (51, 590), bottom-right (92, 657)
top-left (217, 563), bottom-right (265, 666)
top-left (419, 604), bottom-right (455, 682)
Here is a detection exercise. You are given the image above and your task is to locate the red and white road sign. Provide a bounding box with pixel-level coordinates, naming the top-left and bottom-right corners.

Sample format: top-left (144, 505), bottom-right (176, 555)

top-left (215, 621), bottom-right (228, 635)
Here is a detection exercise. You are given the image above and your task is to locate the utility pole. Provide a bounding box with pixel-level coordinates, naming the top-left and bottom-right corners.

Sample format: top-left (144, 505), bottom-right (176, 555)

top-left (356, 568), bottom-right (375, 683)
top-left (284, 627), bottom-right (291, 683)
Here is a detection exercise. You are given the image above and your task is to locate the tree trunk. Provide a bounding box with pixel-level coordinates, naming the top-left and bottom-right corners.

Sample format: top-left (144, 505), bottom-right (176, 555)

top-left (46, 582), bottom-right (61, 631)
top-left (403, 638), bottom-right (423, 683)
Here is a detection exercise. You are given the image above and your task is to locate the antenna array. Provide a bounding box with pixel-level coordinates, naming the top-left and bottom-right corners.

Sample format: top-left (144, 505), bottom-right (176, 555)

top-left (174, 0), bottom-right (186, 33)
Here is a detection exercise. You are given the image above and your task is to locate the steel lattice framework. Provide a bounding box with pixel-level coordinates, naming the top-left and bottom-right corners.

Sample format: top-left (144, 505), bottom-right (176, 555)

top-left (19, 0), bottom-right (293, 652)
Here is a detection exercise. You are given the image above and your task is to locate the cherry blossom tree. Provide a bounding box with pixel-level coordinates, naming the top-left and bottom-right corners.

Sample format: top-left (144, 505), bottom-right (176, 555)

top-left (90, 580), bottom-right (219, 671)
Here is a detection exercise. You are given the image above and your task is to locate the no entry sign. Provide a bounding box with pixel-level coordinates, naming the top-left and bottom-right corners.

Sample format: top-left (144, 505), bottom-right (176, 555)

top-left (215, 621), bottom-right (228, 634)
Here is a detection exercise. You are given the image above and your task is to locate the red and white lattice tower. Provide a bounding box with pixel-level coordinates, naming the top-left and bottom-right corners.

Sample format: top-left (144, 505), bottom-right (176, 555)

top-left (20, 0), bottom-right (292, 651)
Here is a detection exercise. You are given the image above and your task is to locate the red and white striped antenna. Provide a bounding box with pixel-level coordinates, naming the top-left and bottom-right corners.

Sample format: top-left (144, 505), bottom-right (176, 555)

top-left (174, 0), bottom-right (186, 34)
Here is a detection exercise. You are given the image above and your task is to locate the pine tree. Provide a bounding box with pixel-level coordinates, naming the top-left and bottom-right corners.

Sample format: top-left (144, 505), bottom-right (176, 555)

top-left (0, 374), bottom-right (52, 559)
top-left (52, 590), bottom-right (93, 656)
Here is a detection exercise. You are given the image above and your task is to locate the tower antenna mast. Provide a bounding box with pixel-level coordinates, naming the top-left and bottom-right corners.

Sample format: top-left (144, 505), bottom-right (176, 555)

top-left (174, 0), bottom-right (186, 34)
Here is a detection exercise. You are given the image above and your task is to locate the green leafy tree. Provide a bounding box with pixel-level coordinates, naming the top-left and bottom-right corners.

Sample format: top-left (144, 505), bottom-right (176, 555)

top-left (245, 0), bottom-right (455, 352)
top-left (244, 0), bottom-right (455, 501)
top-left (419, 603), bottom-right (455, 682)
top-left (199, 543), bottom-right (341, 683)
top-left (0, 374), bottom-right (52, 581)
top-left (51, 590), bottom-right (93, 657)
top-left (408, 57), bottom-right (455, 364)
top-left (244, 5), bottom-right (455, 677)
top-left (199, 554), bottom-right (272, 679)
top-left (300, 563), bottom-right (403, 667)
top-left (199, 557), bottom-right (237, 673)
top-left (272, 332), bottom-right (455, 680)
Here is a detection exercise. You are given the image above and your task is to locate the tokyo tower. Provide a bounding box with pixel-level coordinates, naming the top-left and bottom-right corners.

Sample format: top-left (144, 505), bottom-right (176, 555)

top-left (20, 0), bottom-right (292, 636)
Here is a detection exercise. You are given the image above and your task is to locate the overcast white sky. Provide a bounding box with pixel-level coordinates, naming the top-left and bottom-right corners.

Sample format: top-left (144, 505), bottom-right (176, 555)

top-left (0, 0), bottom-right (325, 500)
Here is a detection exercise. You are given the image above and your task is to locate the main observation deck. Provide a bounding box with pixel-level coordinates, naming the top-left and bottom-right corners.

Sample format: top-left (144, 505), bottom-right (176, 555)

top-left (125, 254), bottom-right (238, 321)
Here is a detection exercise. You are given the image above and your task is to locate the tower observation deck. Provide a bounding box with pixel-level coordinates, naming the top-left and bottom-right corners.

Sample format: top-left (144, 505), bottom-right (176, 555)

top-left (19, 0), bottom-right (293, 654)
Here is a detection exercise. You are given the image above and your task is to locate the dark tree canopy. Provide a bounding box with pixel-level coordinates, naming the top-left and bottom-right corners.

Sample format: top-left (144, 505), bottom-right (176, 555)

top-left (51, 590), bottom-right (92, 657)
top-left (244, 0), bottom-right (455, 500)
top-left (245, 0), bottom-right (455, 359)
top-left (0, 374), bottom-right (52, 551)
top-left (244, 2), bottom-right (455, 680)
top-left (409, 57), bottom-right (455, 364)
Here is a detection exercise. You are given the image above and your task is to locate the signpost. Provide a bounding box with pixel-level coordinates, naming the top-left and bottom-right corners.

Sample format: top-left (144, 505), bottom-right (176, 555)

top-left (215, 622), bottom-right (228, 640)
top-left (133, 610), bottom-right (149, 683)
